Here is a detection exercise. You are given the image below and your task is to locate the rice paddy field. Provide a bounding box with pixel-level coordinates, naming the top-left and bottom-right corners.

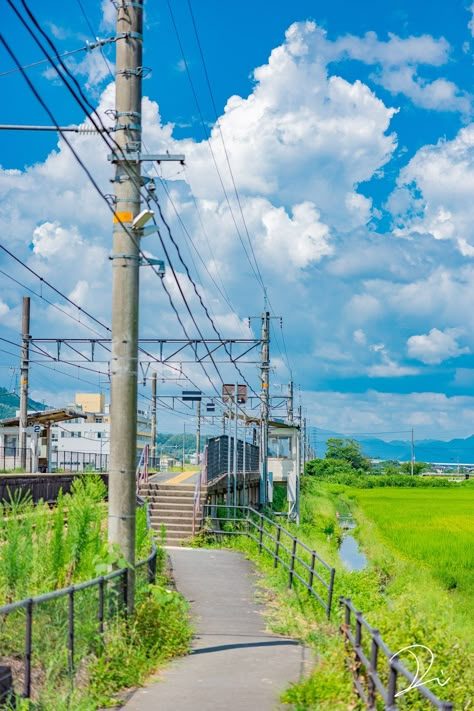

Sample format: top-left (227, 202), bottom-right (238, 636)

top-left (349, 488), bottom-right (474, 603)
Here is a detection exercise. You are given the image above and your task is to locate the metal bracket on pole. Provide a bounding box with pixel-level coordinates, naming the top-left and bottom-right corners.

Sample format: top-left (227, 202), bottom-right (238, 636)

top-left (107, 152), bottom-right (185, 163)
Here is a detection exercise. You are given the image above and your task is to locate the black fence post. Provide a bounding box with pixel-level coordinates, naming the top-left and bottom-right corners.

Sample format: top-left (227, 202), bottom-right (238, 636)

top-left (122, 569), bottom-right (128, 615)
top-left (98, 577), bottom-right (105, 636)
top-left (387, 657), bottom-right (398, 709)
top-left (326, 567), bottom-right (336, 619)
top-left (23, 599), bottom-right (33, 698)
top-left (289, 537), bottom-right (297, 589)
top-left (68, 588), bottom-right (75, 675)
top-left (274, 525), bottom-right (281, 568)
top-left (308, 551), bottom-right (316, 591)
top-left (368, 630), bottom-right (379, 707)
top-left (258, 515), bottom-right (264, 553)
top-left (148, 549), bottom-right (157, 584)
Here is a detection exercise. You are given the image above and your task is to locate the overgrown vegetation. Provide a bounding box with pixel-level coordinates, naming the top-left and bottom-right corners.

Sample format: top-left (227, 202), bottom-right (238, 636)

top-left (0, 475), bottom-right (193, 709)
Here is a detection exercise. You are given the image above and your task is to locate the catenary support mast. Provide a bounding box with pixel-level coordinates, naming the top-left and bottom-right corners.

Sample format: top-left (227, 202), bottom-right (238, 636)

top-left (108, 0), bottom-right (144, 613)
top-left (260, 311), bottom-right (270, 505)
top-left (19, 296), bottom-right (30, 470)
top-left (151, 372), bottom-right (157, 465)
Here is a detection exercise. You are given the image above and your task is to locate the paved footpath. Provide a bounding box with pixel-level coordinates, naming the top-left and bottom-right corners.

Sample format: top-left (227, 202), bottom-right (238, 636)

top-left (122, 548), bottom-right (310, 710)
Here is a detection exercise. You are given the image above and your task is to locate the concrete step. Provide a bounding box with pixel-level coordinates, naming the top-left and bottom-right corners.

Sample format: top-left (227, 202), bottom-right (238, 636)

top-left (150, 502), bottom-right (197, 512)
top-left (152, 490), bottom-right (195, 499)
top-left (152, 520), bottom-right (195, 531)
top-left (146, 494), bottom-right (200, 503)
top-left (152, 508), bottom-right (200, 517)
top-left (152, 512), bottom-right (195, 522)
top-left (159, 483), bottom-right (196, 491)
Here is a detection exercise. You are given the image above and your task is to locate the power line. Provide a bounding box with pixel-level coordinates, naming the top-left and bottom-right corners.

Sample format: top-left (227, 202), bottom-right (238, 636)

top-left (0, 40), bottom-right (117, 78)
top-left (74, 0), bottom-right (115, 81)
top-left (2, 8), bottom-right (260, 415)
top-left (0, 242), bottom-right (111, 334)
top-left (0, 267), bottom-right (108, 338)
top-left (165, 0), bottom-right (266, 294)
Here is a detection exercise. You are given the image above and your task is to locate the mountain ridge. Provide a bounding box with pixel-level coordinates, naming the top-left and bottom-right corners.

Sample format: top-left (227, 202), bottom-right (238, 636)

top-left (310, 428), bottom-right (474, 464)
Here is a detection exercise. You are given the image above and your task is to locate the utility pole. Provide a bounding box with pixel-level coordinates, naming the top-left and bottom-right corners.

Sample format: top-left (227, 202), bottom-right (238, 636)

top-left (288, 380), bottom-right (294, 423)
top-left (108, 0), bottom-right (144, 613)
top-left (260, 311), bottom-right (270, 506)
top-left (233, 383), bottom-right (238, 506)
top-left (150, 372), bottom-right (157, 469)
top-left (411, 428), bottom-right (415, 475)
top-left (19, 296), bottom-right (30, 470)
top-left (182, 423), bottom-right (186, 471)
top-left (196, 400), bottom-right (201, 466)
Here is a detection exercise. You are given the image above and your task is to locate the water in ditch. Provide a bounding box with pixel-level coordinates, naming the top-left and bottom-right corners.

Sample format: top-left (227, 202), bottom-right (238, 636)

top-left (337, 513), bottom-right (368, 572)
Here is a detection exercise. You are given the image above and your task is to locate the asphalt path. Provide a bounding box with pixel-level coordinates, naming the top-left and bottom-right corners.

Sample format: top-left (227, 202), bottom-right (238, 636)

top-left (122, 548), bottom-right (309, 710)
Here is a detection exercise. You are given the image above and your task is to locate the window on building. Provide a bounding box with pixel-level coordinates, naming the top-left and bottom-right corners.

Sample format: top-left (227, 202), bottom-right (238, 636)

top-left (95, 417), bottom-right (103, 424)
top-left (4, 434), bottom-right (17, 456)
top-left (268, 435), bottom-right (292, 458)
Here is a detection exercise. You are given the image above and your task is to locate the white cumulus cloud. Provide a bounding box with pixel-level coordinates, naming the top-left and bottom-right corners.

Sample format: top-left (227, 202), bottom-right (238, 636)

top-left (407, 328), bottom-right (470, 365)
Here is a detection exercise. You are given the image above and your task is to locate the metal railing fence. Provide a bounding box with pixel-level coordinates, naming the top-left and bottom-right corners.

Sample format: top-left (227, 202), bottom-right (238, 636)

top-left (340, 597), bottom-right (453, 710)
top-left (206, 436), bottom-right (259, 482)
top-left (202, 504), bottom-right (335, 618)
top-left (0, 446), bottom-right (32, 472)
top-left (200, 505), bottom-right (453, 710)
top-left (0, 498), bottom-right (157, 703)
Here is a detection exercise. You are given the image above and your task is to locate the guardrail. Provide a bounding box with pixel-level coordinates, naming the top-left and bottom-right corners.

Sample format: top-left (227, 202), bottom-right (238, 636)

top-left (202, 504), bottom-right (335, 618)
top-left (340, 597), bottom-right (453, 710)
top-left (0, 497), bottom-right (157, 703)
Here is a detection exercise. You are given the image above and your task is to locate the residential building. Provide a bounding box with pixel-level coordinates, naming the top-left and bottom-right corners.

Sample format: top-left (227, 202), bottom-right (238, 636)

top-left (51, 393), bottom-right (152, 460)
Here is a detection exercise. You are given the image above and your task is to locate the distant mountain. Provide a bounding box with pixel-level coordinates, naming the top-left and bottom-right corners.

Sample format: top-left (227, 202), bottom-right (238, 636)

top-left (309, 427), bottom-right (474, 464)
top-left (0, 387), bottom-right (48, 421)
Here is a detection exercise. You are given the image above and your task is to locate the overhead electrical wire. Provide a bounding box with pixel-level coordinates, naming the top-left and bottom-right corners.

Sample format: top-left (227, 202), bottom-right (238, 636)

top-left (3, 5), bottom-right (262, 415)
top-left (169, 0), bottom-right (294, 388)
top-left (0, 242), bottom-right (111, 335)
top-left (0, 267), bottom-right (109, 339)
top-left (165, 0), bottom-right (266, 295)
top-left (6, 2), bottom-right (227, 398)
top-left (0, 40), bottom-right (117, 78)
top-left (74, 0), bottom-right (115, 81)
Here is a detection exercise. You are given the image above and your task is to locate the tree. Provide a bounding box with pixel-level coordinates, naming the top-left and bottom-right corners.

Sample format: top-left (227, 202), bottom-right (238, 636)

top-left (325, 438), bottom-right (371, 471)
top-left (399, 461), bottom-right (428, 475)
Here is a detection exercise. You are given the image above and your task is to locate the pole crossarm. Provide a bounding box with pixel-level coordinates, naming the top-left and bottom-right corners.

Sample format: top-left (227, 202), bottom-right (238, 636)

top-left (29, 338), bottom-right (263, 364)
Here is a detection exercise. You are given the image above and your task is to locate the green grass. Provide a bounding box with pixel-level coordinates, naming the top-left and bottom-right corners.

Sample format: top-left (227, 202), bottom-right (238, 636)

top-left (198, 479), bottom-right (474, 709)
top-left (0, 475), bottom-right (193, 709)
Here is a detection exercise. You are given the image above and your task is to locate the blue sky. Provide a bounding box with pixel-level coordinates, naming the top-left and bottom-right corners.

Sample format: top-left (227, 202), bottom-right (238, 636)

top-left (2, 0), bottom-right (474, 439)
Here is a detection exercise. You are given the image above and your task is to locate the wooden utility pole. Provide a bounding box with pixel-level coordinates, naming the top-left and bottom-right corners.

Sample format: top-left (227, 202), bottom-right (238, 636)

top-left (260, 311), bottom-right (270, 505)
top-left (108, 0), bottom-right (144, 613)
top-left (19, 296), bottom-right (30, 470)
top-left (150, 372), bottom-right (157, 468)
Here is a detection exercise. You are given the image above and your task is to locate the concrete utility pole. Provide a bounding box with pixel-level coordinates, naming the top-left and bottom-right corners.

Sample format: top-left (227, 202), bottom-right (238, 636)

top-left (108, 0), bottom-right (144, 613)
top-left (182, 423), bottom-right (186, 471)
top-left (260, 311), bottom-right (270, 505)
top-left (196, 400), bottom-right (201, 466)
top-left (233, 383), bottom-right (238, 506)
top-left (19, 296), bottom-right (30, 470)
top-left (150, 372), bottom-right (157, 467)
top-left (411, 428), bottom-right (415, 475)
top-left (288, 380), bottom-right (294, 423)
